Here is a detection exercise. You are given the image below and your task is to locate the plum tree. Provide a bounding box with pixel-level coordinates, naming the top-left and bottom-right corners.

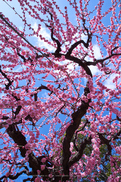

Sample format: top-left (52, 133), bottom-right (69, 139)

top-left (0, 0), bottom-right (121, 181)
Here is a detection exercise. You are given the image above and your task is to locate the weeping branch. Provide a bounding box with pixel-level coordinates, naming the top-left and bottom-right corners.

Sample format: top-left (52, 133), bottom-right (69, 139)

top-left (0, 14), bottom-right (44, 56)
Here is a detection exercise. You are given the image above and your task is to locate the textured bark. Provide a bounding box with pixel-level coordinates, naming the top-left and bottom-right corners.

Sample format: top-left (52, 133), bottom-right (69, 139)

top-left (6, 124), bottom-right (54, 181)
top-left (62, 83), bottom-right (91, 178)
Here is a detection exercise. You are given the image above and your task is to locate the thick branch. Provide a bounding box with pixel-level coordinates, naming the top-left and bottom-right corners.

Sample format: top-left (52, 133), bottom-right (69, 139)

top-left (73, 119), bottom-right (89, 151)
top-left (51, 28), bottom-right (61, 57)
top-left (68, 137), bottom-right (91, 167)
top-left (66, 34), bottom-right (92, 56)
top-left (113, 129), bottom-right (121, 140)
top-left (62, 83), bottom-right (91, 177)
top-left (66, 16), bottom-right (92, 56)
top-left (98, 133), bottom-right (112, 157)
top-left (6, 124), bottom-right (56, 181)
top-left (7, 124), bottom-right (27, 157)
top-left (66, 40), bottom-right (89, 56)
top-left (116, 115), bottom-right (121, 122)
top-left (45, 11), bottom-right (62, 57)
top-left (65, 55), bottom-right (92, 77)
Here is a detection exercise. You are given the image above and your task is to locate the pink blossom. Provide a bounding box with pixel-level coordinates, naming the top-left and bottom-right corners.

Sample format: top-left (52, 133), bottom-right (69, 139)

top-left (35, 177), bottom-right (41, 182)
top-left (5, 172), bottom-right (10, 177)
top-left (41, 157), bottom-right (46, 163)
top-left (49, 173), bottom-right (53, 178)
top-left (40, 165), bottom-right (45, 171)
